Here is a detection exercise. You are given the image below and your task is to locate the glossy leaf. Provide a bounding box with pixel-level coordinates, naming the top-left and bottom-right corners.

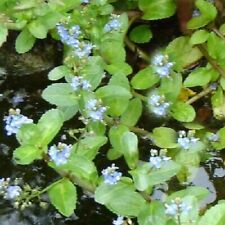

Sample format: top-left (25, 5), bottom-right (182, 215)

top-left (96, 85), bottom-right (132, 116)
top-left (28, 20), bottom-right (48, 39)
top-left (42, 83), bottom-right (78, 106)
top-left (129, 25), bottom-right (152, 44)
top-left (151, 127), bottom-right (177, 148)
top-left (198, 203), bottom-right (225, 225)
top-left (170, 101), bottom-right (196, 122)
top-left (131, 66), bottom-right (159, 90)
top-left (120, 98), bottom-right (142, 126)
top-left (48, 66), bottom-right (72, 81)
top-left (95, 182), bottom-right (146, 217)
top-left (48, 179), bottom-right (77, 217)
top-left (15, 28), bottom-right (36, 53)
top-left (138, 0), bottom-right (176, 20)
top-left (13, 145), bottom-right (42, 165)
top-left (121, 132), bottom-right (139, 169)
top-left (190, 29), bottom-right (209, 45)
top-left (37, 109), bottom-right (64, 146)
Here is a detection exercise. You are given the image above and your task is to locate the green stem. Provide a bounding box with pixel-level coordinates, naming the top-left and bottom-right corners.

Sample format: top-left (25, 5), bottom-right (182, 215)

top-left (131, 89), bottom-right (148, 102)
top-left (125, 36), bottom-right (150, 62)
top-left (212, 28), bottom-right (225, 41)
top-left (186, 86), bottom-right (212, 104)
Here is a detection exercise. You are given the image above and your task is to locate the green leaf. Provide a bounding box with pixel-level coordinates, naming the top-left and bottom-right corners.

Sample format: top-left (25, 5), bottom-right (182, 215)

top-left (198, 203), bottom-right (225, 225)
top-left (138, 201), bottom-right (167, 225)
top-left (106, 62), bottom-right (132, 76)
top-left (167, 186), bottom-right (209, 203)
top-left (95, 182), bottom-right (146, 217)
top-left (120, 98), bottom-right (142, 126)
top-left (187, 0), bottom-right (217, 29)
top-left (129, 25), bottom-right (152, 44)
top-left (39, 11), bottom-right (62, 29)
top-left (109, 72), bottom-right (130, 90)
top-left (130, 161), bottom-right (181, 191)
top-left (219, 24), bottom-right (225, 35)
top-left (37, 109), bottom-right (64, 146)
top-left (109, 125), bottom-right (129, 153)
top-left (16, 124), bottom-right (41, 145)
top-left (58, 105), bottom-right (79, 121)
top-left (48, 66), bottom-right (72, 81)
top-left (56, 155), bottom-right (98, 191)
top-left (184, 67), bottom-right (212, 87)
top-left (15, 28), bottom-right (36, 53)
top-left (211, 86), bottom-right (223, 108)
top-left (138, 0), bottom-right (176, 20)
top-left (151, 127), bottom-right (177, 148)
top-left (131, 66), bottom-right (160, 90)
top-left (96, 85), bottom-right (132, 116)
top-left (28, 20), bottom-right (48, 39)
top-left (48, 179), bottom-right (77, 217)
top-left (81, 56), bottom-right (105, 90)
top-left (170, 101), bottom-right (196, 122)
top-left (190, 29), bottom-right (209, 45)
top-left (0, 25), bottom-right (8, 47)
top-left (121, 132), bottom-right (139, 169)
top-left (42, 83), bottom-right (78, 107)
top-left (166, 37), bottom-right (202, 71)
top-left (73, 136), bottom-right (107, 160)
top-left (212, 127), bottom-right (225, 150)
top-left (13, 145), bottom-right (42, 165)
top-left (207, 32), bottom-right (225, 60)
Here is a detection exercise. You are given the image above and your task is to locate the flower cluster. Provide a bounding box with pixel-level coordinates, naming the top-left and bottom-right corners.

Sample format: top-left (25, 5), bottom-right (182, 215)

top-left (113, 216), bottom-right (124, 225)
top-left (177, 130), bottom-right (199, 150)
top-left (147, 91), bottom-right (170, 117)
top-left (104, 15), bottom-right (121, 32)
top-left (4, 108), bottom-right (33, 136)
top-left (85, 98), bottom-right (107, 122)
top-left (165, 198), bottom-right (191, 216)
top-left (48, 142), bottom-right (72, 166)
top-left (0, 178), bottom-right (22, 201)
top-left (192, 9), bottom-right (201, 17)
top-left (56, 24), bottom-right (94, 58)
top-left (71, 76), bottom-right (91, 91)
top-left (151, 52), bottom-right (174, 78)
top-left (102, 164), bottom-right (122, 185)
top-left (207, 133), bottom-right (219, 142)
top-left (149, 149), bottom-right (171, 169)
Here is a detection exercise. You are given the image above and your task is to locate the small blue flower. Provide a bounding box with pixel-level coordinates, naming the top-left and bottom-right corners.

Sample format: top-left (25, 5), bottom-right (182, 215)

top-left (208, 133), bottom-right (219, 142)
top-left (4, 109), bottom-right (33, 136)
top-left (148, 91), bottom-right (170, 117)
top-left (48, 143), bottom-right (72, 166)
top-left (102, 164), bottom-right (122, 185)
top-left (85, 98), bottom-right (107, 122)
top-left (192, 9), bottom-right (201, 17)
top-left (177, 130), bottom-right (199, 150)
top-left (4, 185), bottom-right (22, 200)
top-left (151, 52), bottom-right (174, 78)
top-left (71, 76), bottom-right (91, 91)
top-left (112, 216), bottom-right (124, 225)
top-left (165, 198), bottom-right (191, 216)
top-left (149, 149), bottom-right (171, 169)
top-left (81, 0), bottom-right (89, 3)
top-left (104, 15), bottom-right (121, 32)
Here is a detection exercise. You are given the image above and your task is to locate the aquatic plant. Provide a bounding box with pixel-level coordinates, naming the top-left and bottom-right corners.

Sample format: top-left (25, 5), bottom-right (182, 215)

top-left (1, 0), bottom-right (225, 224)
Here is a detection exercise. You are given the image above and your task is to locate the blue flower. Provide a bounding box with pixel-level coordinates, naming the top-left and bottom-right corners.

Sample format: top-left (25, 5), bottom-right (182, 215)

top-left (71, 76), bottom-right (91, 91)
top-left (192, 9), bottom-right (201, 17)
top-left (4, 185), bottom-right (22, 200)
top-left (149, 149), bottom-right (171, 169)
top-left (151, 52), bottom-right (174, 78)
top-left (81, 0), bottom-right (89, 3)
top-left (48, 143), bottom-right (72, 166)
top-left (104, 15), bottom-right (121, 32)
top-left (165, 198), bottom-right (191, 216)
top-left (112, 216), bottom-right (124, 225)
top-left (4, 109), bottom-right (33, 136)
top-left (208, 133), bottom-right (219, 142)
top-left (177, 130), bottom-right (199, 150)
top-left (85, 98), bottom-right (107, 122)
top-left (147, 91), bottom-right (170, 117)
top-left (102, 164), bottom-right (122, 185)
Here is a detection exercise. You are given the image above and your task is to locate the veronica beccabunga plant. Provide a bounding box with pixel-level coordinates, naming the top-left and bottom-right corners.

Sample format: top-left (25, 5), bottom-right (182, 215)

top-left (1, 0), bottom-right (225, 224)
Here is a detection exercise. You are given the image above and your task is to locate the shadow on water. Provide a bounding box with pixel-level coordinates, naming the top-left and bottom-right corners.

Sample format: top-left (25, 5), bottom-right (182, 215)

top-left (1, 23), bottom-right (225, 224)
